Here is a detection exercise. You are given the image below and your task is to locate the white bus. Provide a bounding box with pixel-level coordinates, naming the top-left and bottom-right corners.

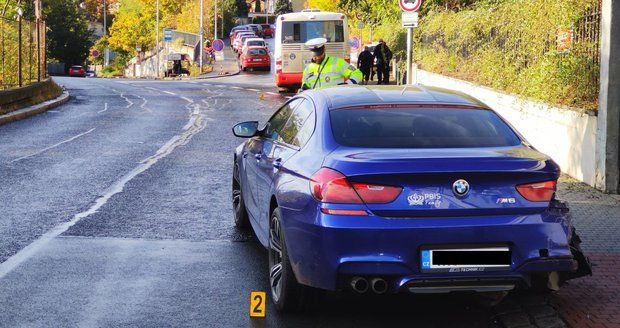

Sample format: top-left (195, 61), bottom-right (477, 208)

top-left (274, 10), bottom-right (350, 90)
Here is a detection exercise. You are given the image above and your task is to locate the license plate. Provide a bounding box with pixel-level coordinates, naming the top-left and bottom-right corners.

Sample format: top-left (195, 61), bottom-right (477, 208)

top-left (421, 247), bottom-right (511, 273)
top-left (253, 59), bottom-right (262, 62)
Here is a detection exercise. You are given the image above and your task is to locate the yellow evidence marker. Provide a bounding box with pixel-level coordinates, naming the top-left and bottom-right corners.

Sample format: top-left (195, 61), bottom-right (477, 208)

top-left (249, 291), bottom-right (266, 318)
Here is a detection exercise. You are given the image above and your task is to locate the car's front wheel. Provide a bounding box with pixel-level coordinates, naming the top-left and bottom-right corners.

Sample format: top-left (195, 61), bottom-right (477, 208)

top-left (232, 162), bottom-right (249, 229)
top-left (269, 207), bottom-right (317, 312)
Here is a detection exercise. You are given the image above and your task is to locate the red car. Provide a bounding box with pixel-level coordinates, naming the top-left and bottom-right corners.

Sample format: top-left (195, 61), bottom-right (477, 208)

top-left (260, 24), bottom-right (273, 38)
top-left (239, 46), bottom-right (270, 71)
top-left (69, 65), bottom-right (86, 77)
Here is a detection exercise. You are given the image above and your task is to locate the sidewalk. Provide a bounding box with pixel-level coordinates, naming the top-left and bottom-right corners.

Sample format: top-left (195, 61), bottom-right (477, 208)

top-left (552, 176), bottom-right (620, 328)
top-left (198, 45), bottom-right (239, 79)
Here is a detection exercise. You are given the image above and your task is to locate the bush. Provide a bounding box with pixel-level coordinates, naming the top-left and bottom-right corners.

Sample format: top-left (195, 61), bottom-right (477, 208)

top-left (414, 0), bottom-right (600, 110)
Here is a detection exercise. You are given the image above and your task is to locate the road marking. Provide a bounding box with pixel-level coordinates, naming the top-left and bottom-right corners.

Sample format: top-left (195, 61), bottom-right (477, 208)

top-left (0, 96), bottom-right (209, 280)
top-left (285, 96), bottom-right (293, 99)
top-left (266, 92), bottom-right (277, 96)
top-left (97, 103), bottom-right (108, 113)
top-left (7, 128), bottom-right (96, 164)
top-left (248, 88), bottom-right (259, 92)
top-left (163, 91), bottom-right (177, 95)
top-left (230, 86), bottom-right (242, 90)
top-left (120, 93), bottom-right (133, 108)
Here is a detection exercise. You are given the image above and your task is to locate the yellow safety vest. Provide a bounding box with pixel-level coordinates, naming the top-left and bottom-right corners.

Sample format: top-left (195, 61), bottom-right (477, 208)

top-left (301, 56), bottom-right (363, 90)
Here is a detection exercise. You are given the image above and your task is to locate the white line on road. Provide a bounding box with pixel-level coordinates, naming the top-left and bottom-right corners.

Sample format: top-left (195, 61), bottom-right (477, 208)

top-left (0, 95), bottom-right (209, 280)
top-left (97, 103), bottom-right (108, 113)
top-left (163, 91), bottom-right (177, 95)
top-left (266, 92), bottom-right (277, 96)
top-left (248, 88), bottom-right (259, 92)
top-left (230, 86), bottom-right (241, 90)
top-left (7, 128), bottom-right (96, 164)
top-left (120, 93), bottom-right (133, 108)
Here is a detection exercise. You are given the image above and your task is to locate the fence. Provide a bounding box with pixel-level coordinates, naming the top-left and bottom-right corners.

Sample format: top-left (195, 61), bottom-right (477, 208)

top-left (0, 15), bottom-right (46, 90)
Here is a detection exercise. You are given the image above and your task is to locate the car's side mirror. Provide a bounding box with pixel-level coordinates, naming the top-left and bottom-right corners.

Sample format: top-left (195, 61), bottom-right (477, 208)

top-left (232, 121), bottom-right (259, 138)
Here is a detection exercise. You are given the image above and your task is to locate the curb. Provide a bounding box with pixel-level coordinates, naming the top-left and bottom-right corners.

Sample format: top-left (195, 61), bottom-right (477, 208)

top-left (0, 91), bottom-right (70, 126)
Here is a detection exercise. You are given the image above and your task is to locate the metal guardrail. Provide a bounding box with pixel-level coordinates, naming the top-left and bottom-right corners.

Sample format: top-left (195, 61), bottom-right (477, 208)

top-left (0, 16), bottom-right (46, 90)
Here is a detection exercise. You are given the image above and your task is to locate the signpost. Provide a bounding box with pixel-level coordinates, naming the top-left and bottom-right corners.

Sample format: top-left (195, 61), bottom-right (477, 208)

top-left (400, 0), bottom-right (421, 85)
top-left (164, 28), bottom-right (173, 42)
top-left (212, 39), bottom-right (225, 52)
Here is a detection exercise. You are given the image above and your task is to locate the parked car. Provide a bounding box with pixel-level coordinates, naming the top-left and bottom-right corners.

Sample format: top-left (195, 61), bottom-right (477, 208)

top-left (233, 32), bottom-right (256, 53)
top-left (248, 24), bottom-right (264, 38)
top-left (235, 34), bottom-right (258, 53)
top-left (260, 24), bottom-right (273, 38)
top-left (241, 38), bottom-right (267, 55)
top-left (230, 26), bottom-right (250, 46)
top-left (239, 46), bottom-right (271, 71)
top-left (68, 65), bottom-right (86, 77)
top-left (231, 85), bottom-right (592, 312)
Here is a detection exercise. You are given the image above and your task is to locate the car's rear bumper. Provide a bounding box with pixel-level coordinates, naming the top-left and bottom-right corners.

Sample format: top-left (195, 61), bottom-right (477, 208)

top-left (242, 62), bottom-right (270, 68)
top-left (282, 207), bottom-right (576, 292)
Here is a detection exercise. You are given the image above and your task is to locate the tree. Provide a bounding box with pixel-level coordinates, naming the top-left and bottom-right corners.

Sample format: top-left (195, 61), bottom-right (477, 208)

top-left (235, 0), bottom-right (248, 18)
top-left (44, 0), bottom-right (93, 67)
top-left (274, 0), bottom-right (290, 15)
top-left (255, 0), bottom-right (261, 13)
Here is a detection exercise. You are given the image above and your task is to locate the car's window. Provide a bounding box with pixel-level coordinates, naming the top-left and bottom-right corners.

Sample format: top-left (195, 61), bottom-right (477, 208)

top-left (247, 41), bottom-right (265, 47)
top-left (278, 100), bottom-right (315, 147)
top-left (281, 20), bottom-right (344, 43)
top-left (263, 99), bottom-right (303, 140)
top-left (330, 108), bottom-right (522, 148)
top-left (248, 49), bottom-right (267, 55)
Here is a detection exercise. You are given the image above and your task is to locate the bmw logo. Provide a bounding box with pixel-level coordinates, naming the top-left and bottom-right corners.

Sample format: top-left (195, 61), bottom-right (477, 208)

top-left (452, 179), bottom-right (470, 197)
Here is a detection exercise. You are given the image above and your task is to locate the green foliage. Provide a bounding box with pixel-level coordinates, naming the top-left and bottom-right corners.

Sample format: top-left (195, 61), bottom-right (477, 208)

top-left (274, 0), bottom-right (291, 16)
top-left (255, 0), bottom-right (261, 13)
top-left (235, 0), bottom-right (249, 18)
top-left (415, 0), bottom-right (599, 110)
top-left (44, 0), bottom-right (94, 68)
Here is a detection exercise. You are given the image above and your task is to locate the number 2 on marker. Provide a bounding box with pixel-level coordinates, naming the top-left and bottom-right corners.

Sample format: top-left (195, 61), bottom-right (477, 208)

top-left (250, 291), bottom-right (266, 317)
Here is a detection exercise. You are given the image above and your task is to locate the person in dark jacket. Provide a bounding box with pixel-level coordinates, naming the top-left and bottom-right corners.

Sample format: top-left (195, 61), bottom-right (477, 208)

top-left (357, 46), bottom-right (374, 85)
top-left (374, 39), bottom-right (393, 84)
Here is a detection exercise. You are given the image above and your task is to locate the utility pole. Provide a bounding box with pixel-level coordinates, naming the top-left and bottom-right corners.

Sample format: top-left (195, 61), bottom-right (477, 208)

top-left (200, 0), bottom-right (204, 72)
top-left (103, 0), bottom-right (109, 67)
top-left (214, 0), bottom-right (218, 40)
top-left (156, 0), bottom-right (160, 78)
top-left (17, 7), bottom-right (23, 87)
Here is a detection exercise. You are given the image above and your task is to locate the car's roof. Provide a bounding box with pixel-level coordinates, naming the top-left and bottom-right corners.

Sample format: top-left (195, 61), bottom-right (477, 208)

top-left (244, 38), bottom-right (265, 42)
top-left (246, 46), bottom-right (268, 50)
top-left (312, 85), bottom-right (490, 110)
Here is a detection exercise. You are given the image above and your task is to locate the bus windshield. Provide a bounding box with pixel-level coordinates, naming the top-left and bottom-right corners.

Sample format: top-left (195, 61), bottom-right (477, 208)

top-left (281, 20), bottom-right (344, 44)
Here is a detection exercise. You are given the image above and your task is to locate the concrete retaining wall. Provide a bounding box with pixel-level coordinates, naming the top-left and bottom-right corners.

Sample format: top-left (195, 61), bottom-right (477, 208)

top-left (417, 69), bottom-right (598, 186)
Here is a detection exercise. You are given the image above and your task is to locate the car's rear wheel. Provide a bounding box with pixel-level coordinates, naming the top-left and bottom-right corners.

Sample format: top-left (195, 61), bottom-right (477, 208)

top-left (269, 208), bottom-right (316, 312)
top-left (232, 162), bottom-right (249, 229)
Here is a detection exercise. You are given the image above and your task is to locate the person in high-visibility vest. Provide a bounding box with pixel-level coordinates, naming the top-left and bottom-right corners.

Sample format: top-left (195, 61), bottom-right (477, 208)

top-left (300, 38), bottom-right (362, 91)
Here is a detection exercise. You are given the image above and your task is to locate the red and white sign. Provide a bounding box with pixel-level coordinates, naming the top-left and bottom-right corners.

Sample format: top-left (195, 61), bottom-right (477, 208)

top-left (91, 50), bottom-right (100, 58)
top-left (399, 0), bottom-right (422, 12)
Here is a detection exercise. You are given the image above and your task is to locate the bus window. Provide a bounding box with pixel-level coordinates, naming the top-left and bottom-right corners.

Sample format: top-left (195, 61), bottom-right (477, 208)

top-left (281, 20), bottom-right (344, 44)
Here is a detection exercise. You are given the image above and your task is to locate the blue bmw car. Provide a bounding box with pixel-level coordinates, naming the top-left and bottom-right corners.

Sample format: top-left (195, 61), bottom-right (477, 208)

top-left (231, 86), bottom-right (591, 312)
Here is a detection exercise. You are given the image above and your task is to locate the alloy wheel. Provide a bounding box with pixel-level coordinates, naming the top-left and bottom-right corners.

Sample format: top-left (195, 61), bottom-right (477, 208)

top-left (269, 215), bottom-right (284, 302)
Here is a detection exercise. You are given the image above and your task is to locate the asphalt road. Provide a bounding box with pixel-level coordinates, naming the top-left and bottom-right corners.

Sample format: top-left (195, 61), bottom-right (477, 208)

top-left (0, 74), bottom-right (540, 327)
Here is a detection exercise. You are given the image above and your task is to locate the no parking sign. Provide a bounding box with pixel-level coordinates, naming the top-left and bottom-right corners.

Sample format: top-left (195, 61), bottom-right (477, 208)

top-left (212, 39), bottom-right (225, 52)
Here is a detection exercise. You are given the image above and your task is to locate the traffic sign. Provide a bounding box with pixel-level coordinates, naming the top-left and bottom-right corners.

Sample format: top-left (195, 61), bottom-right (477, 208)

top-left (349, 37), bottom-right (360, 50)
top-left (91, 50), bottom-right (100, 58)
top-left (399, 0), bottom-right (422, 12)
top-left (212, 39), bottom-right (225, 52)
top-left (402, 11), bottom-right (419, 27)
top-left (164, 28), bottom-right (173, 42)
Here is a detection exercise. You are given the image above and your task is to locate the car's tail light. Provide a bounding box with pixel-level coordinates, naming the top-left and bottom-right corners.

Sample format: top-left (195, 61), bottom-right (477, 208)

top-left (516, 180), bottom-right (557, 202)
top-left (351, 182), bottom-right (402, 204)
top-left (320, 208), bottom-right (368, 216)
top-left (310, 167), bottom-right (402, 204)
top-left (310, 168), bottom-right (363, 203)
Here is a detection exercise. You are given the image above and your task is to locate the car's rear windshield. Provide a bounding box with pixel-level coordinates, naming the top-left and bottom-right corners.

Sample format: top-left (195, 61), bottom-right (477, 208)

top-left (248, 49), bottom-right (267, 55)
top-left (71, 66), bottom-right (82, 69)
top-left (329, 107), bottom-right (522, 148)
top-left (247, 41), bottom-right (264, 46)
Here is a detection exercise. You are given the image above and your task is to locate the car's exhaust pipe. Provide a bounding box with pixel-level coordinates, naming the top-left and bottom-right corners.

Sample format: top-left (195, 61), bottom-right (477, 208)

top-left (350, 277), bottom-right (369, 293)
top-left (371, 278), bottom-right (388, 294)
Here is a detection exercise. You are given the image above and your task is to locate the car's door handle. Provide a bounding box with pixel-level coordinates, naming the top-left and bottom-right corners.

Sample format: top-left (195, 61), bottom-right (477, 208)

top-left (254, 153), bottom-right (262, 161)
top-left (242, 151), bottom-right (247, 158)
top-left (273, 158), bottom-right (282, 170)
